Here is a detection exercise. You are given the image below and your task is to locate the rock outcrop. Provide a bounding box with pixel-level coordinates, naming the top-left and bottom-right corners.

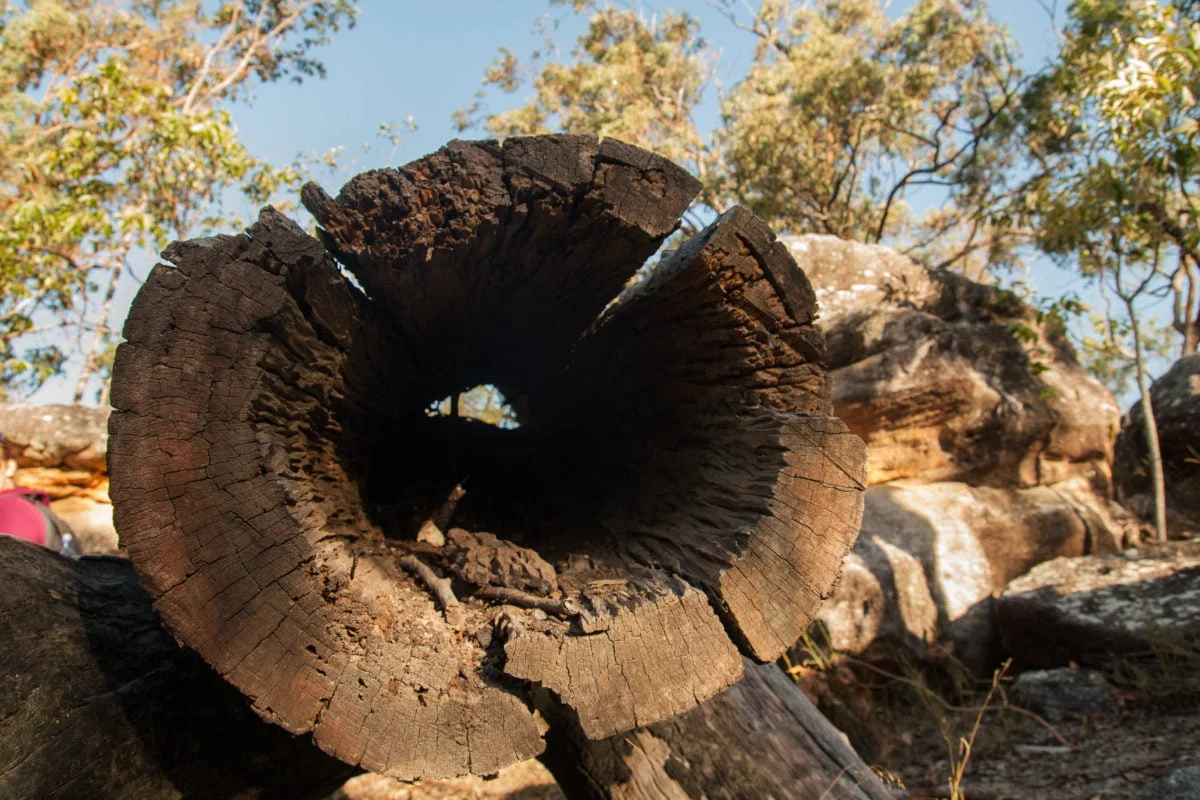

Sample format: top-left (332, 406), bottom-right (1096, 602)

top-left (0, 403), bottom-right (117, 553)
top-left (815, 478), bottom-right (1130, 668)
top-left (1114, 354), bottom-right (1200, 532)
top-left (786, 235), bottom-right (1119, 488)
top-left (1008, 667), bottom-right (1113, 722)
top-left (783, 235), bottom-right (1135, 669)
top-left (998, 542), bottom-right (1200, 667)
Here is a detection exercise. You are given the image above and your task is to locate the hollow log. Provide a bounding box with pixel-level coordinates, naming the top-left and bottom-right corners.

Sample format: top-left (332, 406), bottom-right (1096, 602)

top-left (108, 134), bottom-right (868, 780)
top-left (0, 535), bottom-right (356, 799)
top-left (538, 658), bottom-right (895, 800)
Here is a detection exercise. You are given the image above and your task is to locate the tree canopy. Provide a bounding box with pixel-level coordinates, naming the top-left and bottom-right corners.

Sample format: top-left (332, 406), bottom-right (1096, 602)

top-left (461, 0), bottom-right (1199, 404)
top-left (456, 0), bottom-right (717, 220)
top-left (1018, 0), bottom-right (1200, 359)
top-left (1007, 0), bottom-right (1200, 540)
top-left (3, 0), bottom-right (1198, 406)
top-left (0, 0), bottom-right (355, 399)
top-left (460, 0), bottom-right (1026, 274)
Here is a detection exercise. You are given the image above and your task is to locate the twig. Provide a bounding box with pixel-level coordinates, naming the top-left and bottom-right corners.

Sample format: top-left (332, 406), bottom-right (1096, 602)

top-left (399, 555), bottom-right (463, 626)
top-left (471, 585), bottom-right (576, 618)
top-left (948, 663), bottom-right (1006, 798)
top-left (435, 481), bottom-right (468, 526)
top-left (1014, 744), bottom-right (1072, 755)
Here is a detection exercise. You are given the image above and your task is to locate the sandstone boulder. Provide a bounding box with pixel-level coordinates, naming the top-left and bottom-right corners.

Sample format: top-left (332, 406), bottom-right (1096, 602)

top-left (0, 403), bottom-right (117, 554)
top-left (813, 530), bottom-right (938, 657)
top-left (783, 235), bottom-right (1119, 489)
top-left (0, 403), bottom-right (109, 471)
top-left (998, 542), bottom-right (1200, 667)
top-left (48, 495), bottom-right (119, 554)
top-left (1114, 354), bottom-right (1200, 529)
top-left (781, 235), bottom-right (1136, 670)
top-left (811, 477), bottom-right (1134, 670)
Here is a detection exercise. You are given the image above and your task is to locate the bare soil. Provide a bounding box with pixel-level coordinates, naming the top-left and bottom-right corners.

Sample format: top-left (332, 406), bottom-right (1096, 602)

top-left (890, 690), bottom-right (1200, 799)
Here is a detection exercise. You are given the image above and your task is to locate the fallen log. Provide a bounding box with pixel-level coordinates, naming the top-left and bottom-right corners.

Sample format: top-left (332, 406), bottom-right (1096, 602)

top-left (539, 658), bottom-right (895, 800)
top-left (0, 533), bottom-right (886, 800)
top-left (108, 134), bottom-right (868, 780)
top-left (0, 535), bottom-right (356, 799)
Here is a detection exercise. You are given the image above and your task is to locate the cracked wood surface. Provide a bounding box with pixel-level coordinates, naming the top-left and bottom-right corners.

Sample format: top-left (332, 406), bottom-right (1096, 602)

top-left (538, 657), bottom-right (895, 800)
top-left (108, 134), bottom-right (867, 780)
top-left (0, 536), bottom-right (355, 799)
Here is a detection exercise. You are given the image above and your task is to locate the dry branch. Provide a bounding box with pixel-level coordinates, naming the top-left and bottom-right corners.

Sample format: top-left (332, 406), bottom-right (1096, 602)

top-left (398, 554), bottom-right (463, 626)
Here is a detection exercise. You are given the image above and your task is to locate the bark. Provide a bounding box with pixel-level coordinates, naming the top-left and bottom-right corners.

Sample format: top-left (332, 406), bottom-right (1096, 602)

top-left (1184, 257), bottom-right (1199, 355)
top-left (0, 535), bottom-right (356, 799)
top-left (108, 135), bottom-right (867, 780)
top-left (1126, 297), bottom-right (1169, 542)
top-left (538, 658), bottom-right (895, 800)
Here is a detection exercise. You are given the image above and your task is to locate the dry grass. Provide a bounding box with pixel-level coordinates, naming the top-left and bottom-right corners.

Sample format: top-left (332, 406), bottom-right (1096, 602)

top-left (785, 621), bottom-right (1200, 800)
top-left (784, 626), bottom-right (1075, 798)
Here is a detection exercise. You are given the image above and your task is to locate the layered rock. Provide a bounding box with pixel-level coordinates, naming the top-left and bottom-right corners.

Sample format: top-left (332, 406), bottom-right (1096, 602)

top-left (0, 403), bottom-right (117, 553)
top-left (782, 235), bottom-right (1135, 669)
top-left (815, 478), bottom-right (1130, 668)
top-left (786, 235), bottom-right (1119, 489)
top-left (1114, 354), bottom-right (1200, 531)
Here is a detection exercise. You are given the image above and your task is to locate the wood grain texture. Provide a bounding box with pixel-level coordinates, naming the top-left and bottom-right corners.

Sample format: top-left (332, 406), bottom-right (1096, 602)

top-left (108, 135), bottom-right (867, 780)
top-left (0, 536), bottom-right (355, 799)
top-left (558, 206), bottom-right (866, 659)
top-left (539, 658), bottom-right (895, 800)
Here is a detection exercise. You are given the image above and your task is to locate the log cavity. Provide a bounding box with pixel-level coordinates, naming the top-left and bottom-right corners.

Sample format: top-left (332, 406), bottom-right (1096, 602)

top-left (108, 134), bottom-right (867, 781)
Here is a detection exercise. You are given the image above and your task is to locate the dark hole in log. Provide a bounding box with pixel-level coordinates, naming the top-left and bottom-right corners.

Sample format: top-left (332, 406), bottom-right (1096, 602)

top-left (356, 414), bottom-right (632, 558)
top-left (350, 353), bottom-right (752, 569)
top-left (109, 134), bottom-right (867, 781)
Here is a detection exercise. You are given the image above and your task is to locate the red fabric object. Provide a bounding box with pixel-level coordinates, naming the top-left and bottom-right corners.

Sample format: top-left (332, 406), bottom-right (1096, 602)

top-left (0, 488), bottom-right (50, 547)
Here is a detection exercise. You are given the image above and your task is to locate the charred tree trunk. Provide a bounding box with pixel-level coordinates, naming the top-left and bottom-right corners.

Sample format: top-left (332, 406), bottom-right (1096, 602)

top-left (539, 658), bottom-right (893, 800)
top-left (107, 135), bottom-right (869, 782)
top-left (0, 535), bottom-right (356, 799)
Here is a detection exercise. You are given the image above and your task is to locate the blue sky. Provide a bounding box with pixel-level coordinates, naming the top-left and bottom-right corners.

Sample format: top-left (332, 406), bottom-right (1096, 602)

top-left (37, 0), bottom-right (1094, 404)
top-left (232, 0), bottom-right (1067, 191)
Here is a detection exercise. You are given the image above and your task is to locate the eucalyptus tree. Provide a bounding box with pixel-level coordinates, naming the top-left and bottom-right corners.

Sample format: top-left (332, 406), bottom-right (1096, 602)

top-left (0, 0), bottom-right (356, 400)
top-left (460, 0), bottom-right (1027, 274)
top-left (1019, 0), bottom-right (1200, 540)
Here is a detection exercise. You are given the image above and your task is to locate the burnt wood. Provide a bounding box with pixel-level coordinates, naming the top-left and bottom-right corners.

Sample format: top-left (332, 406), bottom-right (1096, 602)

top-left (539, 658), bottom-right (895, 800)
top-left (108, 134), bottom-right (868, 780)
top-left (0, 536), bottom-right (355, 799)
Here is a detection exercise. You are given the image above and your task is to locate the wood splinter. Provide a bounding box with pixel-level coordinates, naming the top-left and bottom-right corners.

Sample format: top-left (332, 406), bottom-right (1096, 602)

top-left (417, 481), bottom-right (468, 547)
top-left (399, 555), bottom-right (463, 627)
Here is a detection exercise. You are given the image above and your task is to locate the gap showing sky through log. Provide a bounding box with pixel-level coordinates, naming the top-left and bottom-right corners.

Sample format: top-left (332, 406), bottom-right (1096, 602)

top-left (108, 134), bottom-right (868, 780)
